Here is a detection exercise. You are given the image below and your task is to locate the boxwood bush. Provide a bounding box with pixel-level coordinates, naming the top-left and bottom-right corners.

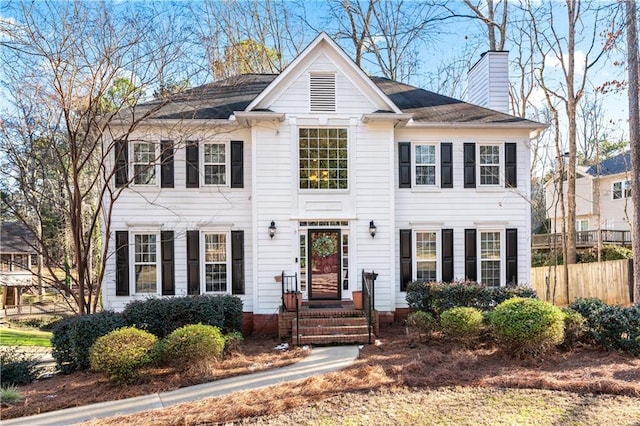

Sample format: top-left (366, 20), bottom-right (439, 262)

top-left (406, 281), bottom-right (537, 317)
top-left (406, 311), bottom-right (436, 334)
top-left (90, 327), bottom-right (159, 384)
top-left (491, 297), bottom-right (565, 358)
top-left (122, 295), bottom-right (243, 339)
top-left (440, 307), bottom-right (484, 342)
top-left (560, 307), bottom-right (586, 349)
top-left (569, 298), bottom-right (640, 355)
top-left (51, 311), bottom-right (125, 374)
top-left (161, 324), bottom-right (225, 371)
top-left (0, 347), bottom-right (42, 385)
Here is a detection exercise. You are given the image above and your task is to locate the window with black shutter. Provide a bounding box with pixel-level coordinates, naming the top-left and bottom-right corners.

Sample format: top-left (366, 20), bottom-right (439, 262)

top-left (399, 229), bottom-right (412, 291)
top-left (441, 143), bottom-right (453, 188)
top-left (161, 231), bottom-right (175, 295)
top-left (464, 229), bottom-right (477, 281)
top-left (398, 142), bottom-right (411, 188)
top-left (505, 143), bottom-right (517, 188)
top-left (463, 143), bottom-right (476, 188)
top-left (231, 230), bottom-right (245, 294)
top-left (161, 140), bottom-right (174, 188)
top-left (115, 141), bottom-right (128, 187)
top-left (506, 228), bottom-right (518, 285)
top-left (442, 229), bottom-right (454, 282)
top-left (186, 141), bottom-right (199, 188)
top-left (186, 230), bottom-right (200, 294)
top-left (115, 231), bottom-right (129, 295)
top-left (230, 141), bottom-right (244, 188)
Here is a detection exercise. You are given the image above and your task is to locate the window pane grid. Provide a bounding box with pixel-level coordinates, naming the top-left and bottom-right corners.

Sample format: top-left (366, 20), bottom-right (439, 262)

top-left (415, 145), bottom-right (436, 186)
top-left (479, 145), bottom-right (500, 185)
top-left (204, 233), bottom-right (227, 292)
top-left (134, 234), bottom-right (157, 293)
top-left (480, 231), bottom-right (501, 286)
top-left (204, 143), bottom-right (226, 185)
top-left (299, 128), bottom-right (348, 189)
top-left (416, 232), bottom-right (437, 282)
top-left (613, 180), bottom-right (632, 199)
top-left (133, 142), bottom-right (156, 185)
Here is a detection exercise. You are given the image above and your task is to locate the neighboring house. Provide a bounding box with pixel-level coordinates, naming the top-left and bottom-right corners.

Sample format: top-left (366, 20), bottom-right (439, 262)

top-left (1, 221), bottom-right (36, 307)
top-left (542, 151), bottom-right (633, 248)
top-left (102, 33), bottom-right (545, 334)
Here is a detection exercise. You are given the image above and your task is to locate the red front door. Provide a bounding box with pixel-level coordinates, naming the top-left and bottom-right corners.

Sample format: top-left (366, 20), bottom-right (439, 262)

top-left (308, 229), bottom-right (341, 300)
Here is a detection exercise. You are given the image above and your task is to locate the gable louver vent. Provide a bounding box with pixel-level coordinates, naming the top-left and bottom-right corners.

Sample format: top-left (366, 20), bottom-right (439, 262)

top-left (310, 73), bottom-right (336, 112)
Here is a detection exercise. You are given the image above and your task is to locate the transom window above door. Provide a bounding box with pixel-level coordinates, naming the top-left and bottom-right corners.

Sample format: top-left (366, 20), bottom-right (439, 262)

top-left (299, 128), bottom-right (348, 190)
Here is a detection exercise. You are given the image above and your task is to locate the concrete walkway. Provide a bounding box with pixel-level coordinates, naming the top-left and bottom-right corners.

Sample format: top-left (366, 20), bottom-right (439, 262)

top-left (3, 345), bottom-right (360, 426)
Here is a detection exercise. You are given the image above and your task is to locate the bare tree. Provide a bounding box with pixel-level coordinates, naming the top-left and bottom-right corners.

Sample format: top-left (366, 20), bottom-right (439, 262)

top-left (462, 0), bottom-right (509, 51)
top-left (0, 1), bottom-right (192, 314)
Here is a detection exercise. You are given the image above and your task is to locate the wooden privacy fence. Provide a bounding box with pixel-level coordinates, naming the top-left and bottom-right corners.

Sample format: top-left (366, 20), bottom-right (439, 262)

top-left (531, 259), bottom-right (634, 306)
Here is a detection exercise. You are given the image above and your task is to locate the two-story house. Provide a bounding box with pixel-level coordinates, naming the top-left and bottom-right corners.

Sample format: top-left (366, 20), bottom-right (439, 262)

top-left (542, 151), bottom-right (633, 249)
top-left (102, 33), bottom-right (545, 337)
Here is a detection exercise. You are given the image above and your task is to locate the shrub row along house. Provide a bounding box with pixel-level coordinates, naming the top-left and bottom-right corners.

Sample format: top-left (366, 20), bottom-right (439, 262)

top-left (102, 33), bottom-right (545, 336)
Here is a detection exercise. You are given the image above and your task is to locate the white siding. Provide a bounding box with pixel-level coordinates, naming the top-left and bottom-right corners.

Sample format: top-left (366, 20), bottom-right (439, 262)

top-left (467, 51), bottom-right (510, 114)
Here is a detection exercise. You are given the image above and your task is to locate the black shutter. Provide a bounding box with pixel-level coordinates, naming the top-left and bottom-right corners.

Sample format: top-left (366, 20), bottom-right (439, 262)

top-left (442, 229), bottom-right (454, 282)
top-left (505, 143), bottom-right (517, 188)
top-left (115, 140), bottom-right (128, 187)
top-left (161, 231), bottom-right (175, 295)
top-left (399, 142), bottom-right (411, 188)
top-left (400, 229), bottom-right (412, 291)
top-left (463, 143), bottom-right (476, 188)
top-left (230, 141), bottom-right (244, 188)
top-left (161, 140), bottom-right (174, 188)
top-left (464, 229), bottom-right (477, 281)
top-left (506, 228), bottom-right (518, 285)
top-left (115, 231), bottom-right (129, 296)
top-left (231, 230), bottom-right (245, 294)
top-left (186, 230), bottom-right (200, 295)
top-left (186, 141), bottom-right (199, 188)
top-left (441, 143), bottom-right (453, 188)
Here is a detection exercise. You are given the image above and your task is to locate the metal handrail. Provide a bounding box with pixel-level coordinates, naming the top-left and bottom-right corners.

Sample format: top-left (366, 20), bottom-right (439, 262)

top-left (362, 269), bottom-right (377, 344)
top-left (281, 271), bottom-right (300, 346)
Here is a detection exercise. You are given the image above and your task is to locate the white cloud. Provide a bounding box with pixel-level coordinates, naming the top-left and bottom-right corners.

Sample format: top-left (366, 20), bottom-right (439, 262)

top-left (544, 50), bottom-right (586, 76)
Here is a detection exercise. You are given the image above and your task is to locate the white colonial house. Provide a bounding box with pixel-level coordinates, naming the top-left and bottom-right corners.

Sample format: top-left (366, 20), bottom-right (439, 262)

top-left (102, 33), bottom-right (545, 337)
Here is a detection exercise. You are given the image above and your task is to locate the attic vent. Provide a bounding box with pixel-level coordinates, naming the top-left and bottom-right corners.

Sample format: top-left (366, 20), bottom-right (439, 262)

top-left (310, 73), bottom-right (336, 112)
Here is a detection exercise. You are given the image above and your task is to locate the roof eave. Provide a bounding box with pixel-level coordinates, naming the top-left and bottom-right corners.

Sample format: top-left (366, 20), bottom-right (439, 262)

top-left (233, 111), bottom-right (286, 125)
top-left (405, 120), bottom-right (548, 131)
top-left (361, 113), bottom-right (414, 127)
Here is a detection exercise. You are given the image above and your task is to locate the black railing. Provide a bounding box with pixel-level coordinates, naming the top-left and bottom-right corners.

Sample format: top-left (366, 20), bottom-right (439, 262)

top-left (362, 270), bottom-right (377, 344)
top-left (281, 271), bottom-right (300, 346)
top-left (532, 230), bottom-right (632, 249)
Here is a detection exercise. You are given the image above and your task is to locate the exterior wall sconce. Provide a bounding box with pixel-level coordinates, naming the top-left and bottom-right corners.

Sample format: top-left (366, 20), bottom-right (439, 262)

top-left (369, 220), bottom-right (377, 238)
top-left (268, 221), bottom-right (277, 239)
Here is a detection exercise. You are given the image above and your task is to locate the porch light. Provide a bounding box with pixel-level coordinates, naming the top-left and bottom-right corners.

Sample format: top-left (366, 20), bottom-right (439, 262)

top-left (268, 221), bottom-right (277, 239)
top-left (369, 220), bottom-right (377, 238)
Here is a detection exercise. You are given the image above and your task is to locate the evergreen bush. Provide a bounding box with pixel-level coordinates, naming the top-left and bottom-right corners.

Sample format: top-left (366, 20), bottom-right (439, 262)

top-left (0, 347), bottom-right (42, 385)
top-left (406, 311), bottom-right (436, 334)
top-left (440, 307), bottom-right (484, 342)
top-left (161, 324), bottom-right (225, 371)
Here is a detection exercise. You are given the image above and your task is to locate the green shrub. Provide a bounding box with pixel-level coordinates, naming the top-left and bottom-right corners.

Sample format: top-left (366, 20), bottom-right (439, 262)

top-left (406, 281), bottom-right (537, 317)
top-left (9, 315), bottom-right (64, 331)
top-left (491, 297), bottom-right (565, 358)
top-left (122, 295), bottom-right (243, 339)
top-left (0, 385), bottom-right (22, 405)
top-left (569, 298), bottom-right (640, 355)
top-left (560, 308), bottom-right (586, 349)
top-left (161, 324), bottom-right (225, 371)
top-left (0, 347), bottom-right (42, 385)
top-left (223, 331), bottom-right (244, 355)
top-left (406, 311), bottom-right (436, 334)
top-left (51, 311), bottom-right (125, 374)
top-left (440, 307), bottom-right (484, 342)
top-left (89, 327), bottom-right (159, 384)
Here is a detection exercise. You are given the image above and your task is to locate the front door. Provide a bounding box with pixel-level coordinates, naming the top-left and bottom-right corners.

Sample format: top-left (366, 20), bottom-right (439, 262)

top-left (308, 229), bottom-right (341, 300)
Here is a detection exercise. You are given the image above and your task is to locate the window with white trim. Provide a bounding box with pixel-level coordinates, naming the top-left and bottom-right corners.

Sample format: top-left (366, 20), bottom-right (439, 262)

top-left (299, 128), bottom-right (348, 190)
top-left (415, 144), bottom-right (437, 186)
top-left (134, 234), bottom-right (158, 293)
top-left (203, 143), bottom-right (227, 185)
top-left (0, 254), bottom-right (30, 272)
top-left (132, 142), bottom-right (157, 185)
top-left (480, 231), bottom-right (501, 286)
top-left (479, 145), bottom-right (500, 185)
top-left (204, 233), bottom-right (227, 292)
top-left (612, 180), bottom-right (631, 199)
top-left (415, 231), bottom-right (438, 281)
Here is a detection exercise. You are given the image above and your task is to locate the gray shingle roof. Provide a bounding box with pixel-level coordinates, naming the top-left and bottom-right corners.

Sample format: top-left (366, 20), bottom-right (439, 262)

top-left (136, 73), bottom-right (537, 126)
top-left (586, 151), bottom-right (632, 176)
top-left (1, 222), bottom-right (37, 254)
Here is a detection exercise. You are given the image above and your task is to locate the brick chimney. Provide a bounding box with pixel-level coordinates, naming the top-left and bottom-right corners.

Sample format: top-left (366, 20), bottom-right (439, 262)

top-left (467, 51), bottom-right (510, 114)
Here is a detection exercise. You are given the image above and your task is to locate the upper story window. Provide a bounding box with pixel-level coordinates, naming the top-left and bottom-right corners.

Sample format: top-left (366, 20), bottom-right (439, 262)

top-left (299, 128), bottom-right (348, 190)
top-left (479, 145), bottom-right (500, 185)
top-left (134, 234), bottom-right (158, 294)
top-left (132, 142), bottom-right (157, 185)
top-left (415, 231), bottom-right (438, 282)
top-left (310, 73), bottom-right (336, 112)
top-left (612, 180), bottom-right (631, 199)
top-left (204, 233), bottom-right (228, 292)
top-left (415, 144), bottom-right (437, 186)
top-left (480, 231), bottom-right (501, 286)
top-left (0, 254), bottom-right (29, 273)
top-left (203, 143), bottom-right (227, 185)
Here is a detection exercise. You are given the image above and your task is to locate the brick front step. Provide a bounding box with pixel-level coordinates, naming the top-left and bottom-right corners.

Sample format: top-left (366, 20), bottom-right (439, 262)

top-left (296, 316), bottom-right (368, 327)
top-left (296, 333), bottom-right (371, 345)
top-left (296, 325), bottom-right (370, 336)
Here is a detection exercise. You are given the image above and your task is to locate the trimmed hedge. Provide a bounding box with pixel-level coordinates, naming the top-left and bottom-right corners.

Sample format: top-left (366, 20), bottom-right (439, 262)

top-left (122, 295), bottom-right (243, 339)
top-left (90, 327), bottom-right (159, 384)
top-left (51, 311), bottom-right (125, 374)
top-left (406, 281), bottom-right (537, 316)
top-left (161, 324), bottom-right (225, 370)
top-left (491, 297), bottom-right (565, 358)
top-left (406, 311), bottom-right (436, 334)
top-left (440, 307), bottom-right (484, 341)
top-left (569, 298), bottom-right (640, 355)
